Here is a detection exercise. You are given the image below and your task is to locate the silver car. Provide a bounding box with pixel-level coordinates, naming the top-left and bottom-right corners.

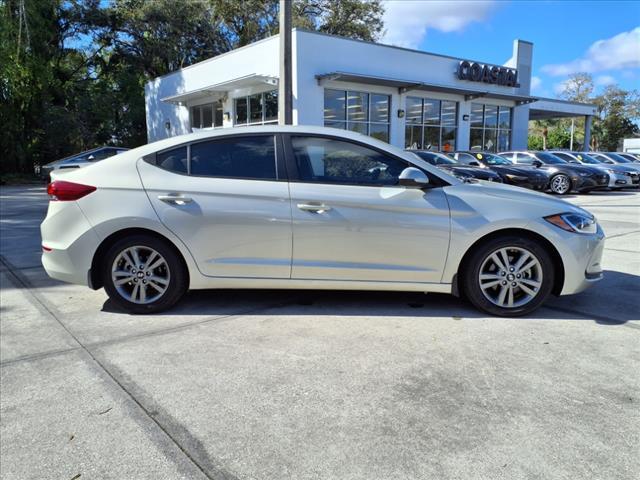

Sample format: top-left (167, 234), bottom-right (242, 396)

top-left (40, 126), bottom-right (605, 317)
top-left (40, 146), bottom-right (129, 181)
top-left (550, 151), bottom-right (639, 189)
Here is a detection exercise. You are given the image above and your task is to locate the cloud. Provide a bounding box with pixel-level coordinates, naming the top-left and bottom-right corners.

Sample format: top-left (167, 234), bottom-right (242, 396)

top-left (530, 76), bottom-right (543, 92)
top-left (595, 75), bottom-right (616, 86)
top-left (381, 0), bottom-right (497, 49)
top-left (542, 27), bottom-right (640, 76)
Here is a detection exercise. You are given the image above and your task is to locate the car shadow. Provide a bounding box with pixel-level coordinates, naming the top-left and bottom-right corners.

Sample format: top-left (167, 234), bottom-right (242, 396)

top-left (100, 269), bottom-right (639, 325)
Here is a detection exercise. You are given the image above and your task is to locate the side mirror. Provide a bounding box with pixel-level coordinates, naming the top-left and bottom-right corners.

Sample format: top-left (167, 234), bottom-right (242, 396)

top-left (532, 159), bottom-right (543, 168)
top-left (398, 167), bottom-right (429, 188)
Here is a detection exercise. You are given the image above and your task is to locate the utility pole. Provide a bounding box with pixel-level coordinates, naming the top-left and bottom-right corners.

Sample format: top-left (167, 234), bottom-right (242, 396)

top-left (570, 118), bottom-right (575, 151)
top-left (278, 0), bottom-right (293, 125)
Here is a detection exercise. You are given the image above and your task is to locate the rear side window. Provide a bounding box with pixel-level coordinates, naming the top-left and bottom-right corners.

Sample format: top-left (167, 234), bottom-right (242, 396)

top-left (190, 136), bottom-right (276, 180)
top-left (153, 146), bottom-right (188, 174)
top-left (291, 136), bottom-right (408, 186)
top-left (514, 153), bottom-right (532, 164)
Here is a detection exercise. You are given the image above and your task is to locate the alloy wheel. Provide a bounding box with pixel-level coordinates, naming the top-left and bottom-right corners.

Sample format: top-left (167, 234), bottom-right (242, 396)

top-left (111, 246), bottom-right (170, 304)
top-left (477, 246), bottom-right (543, 309)
top-left (550, 174), bottom-right (571, 194)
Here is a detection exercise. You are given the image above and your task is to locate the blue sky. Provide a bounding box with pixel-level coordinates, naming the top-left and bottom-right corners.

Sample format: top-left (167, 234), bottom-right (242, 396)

top-left (382, 0), bottom-right (640, 98)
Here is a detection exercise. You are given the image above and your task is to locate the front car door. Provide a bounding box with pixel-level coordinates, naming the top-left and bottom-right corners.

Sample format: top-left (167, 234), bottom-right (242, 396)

top-left (137, 133), bottom-right (292, 278)
top-left (284, 134), bottom-right (451, 284)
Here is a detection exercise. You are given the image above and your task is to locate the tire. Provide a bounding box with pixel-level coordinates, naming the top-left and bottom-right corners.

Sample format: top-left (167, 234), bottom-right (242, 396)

top-left (102, 234), bottom-right (188, 314)
top-left (461, 235), bottom-right (555, 317)
top-left (549, 174), bottom-right (572, 195)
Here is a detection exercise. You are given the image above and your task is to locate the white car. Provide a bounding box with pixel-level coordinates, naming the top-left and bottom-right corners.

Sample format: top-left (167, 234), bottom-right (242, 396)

top-left (41, 126), bottom-right (605, 317)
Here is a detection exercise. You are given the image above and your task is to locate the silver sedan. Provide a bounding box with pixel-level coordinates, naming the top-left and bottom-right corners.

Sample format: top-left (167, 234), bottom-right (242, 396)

top-left (40, 126), bottom-right (605, 317)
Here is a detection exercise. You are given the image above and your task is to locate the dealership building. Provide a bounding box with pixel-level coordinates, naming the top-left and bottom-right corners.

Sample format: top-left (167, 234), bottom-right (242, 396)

top-left (145, 29), bottom-right (596, 151)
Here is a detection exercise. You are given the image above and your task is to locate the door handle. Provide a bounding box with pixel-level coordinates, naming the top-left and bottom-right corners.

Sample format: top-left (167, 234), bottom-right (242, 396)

top-left (158, 194), bottom-right (192, 205)
top-left (297, 203), bottom-right (331, 213)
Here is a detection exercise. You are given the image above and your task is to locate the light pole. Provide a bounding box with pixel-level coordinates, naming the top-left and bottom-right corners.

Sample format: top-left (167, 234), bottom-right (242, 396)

top-left (278, 0), bottom-right (293, 125)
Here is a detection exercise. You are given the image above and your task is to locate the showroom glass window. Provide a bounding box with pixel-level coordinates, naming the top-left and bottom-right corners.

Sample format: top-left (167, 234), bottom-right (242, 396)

top-left (235, 91), bottom-right (278, 126)
top-left (323, 89), bottom-right (391, 143)
top-left (190, 101), bottom-right (223, 130)
top-left (469, 103), bottom-right (512, 152)
top-left (404, 97), bottom-right (458, 152)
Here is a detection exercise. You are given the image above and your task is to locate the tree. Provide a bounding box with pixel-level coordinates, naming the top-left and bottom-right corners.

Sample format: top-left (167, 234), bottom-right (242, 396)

top-left (592, 85), bottom-right (640, 150)
top-left (1, 0), bottom-right (386, 175)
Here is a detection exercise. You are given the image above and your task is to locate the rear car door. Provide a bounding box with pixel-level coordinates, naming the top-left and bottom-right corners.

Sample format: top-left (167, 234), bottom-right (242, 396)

top-left (284, 134), bottom-right (450, 283)
top-left (137, 134), bottom-right (292, 278)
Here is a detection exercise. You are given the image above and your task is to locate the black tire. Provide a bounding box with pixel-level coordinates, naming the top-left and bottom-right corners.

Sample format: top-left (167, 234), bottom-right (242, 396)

top-left (461, 235), bottom-right (555, 317)
top-left (102, 234), bottom-right (188, 314)
top-left (549, 173), bottom-right (572, 195)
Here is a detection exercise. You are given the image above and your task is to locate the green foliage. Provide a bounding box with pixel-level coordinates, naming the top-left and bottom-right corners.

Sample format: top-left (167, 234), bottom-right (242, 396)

top-left (527, 135), bottom-right (543, 150)
top-left (1, 0), bottom-right (385, 174)
top-left (528, 73), bottom-right (639, 152)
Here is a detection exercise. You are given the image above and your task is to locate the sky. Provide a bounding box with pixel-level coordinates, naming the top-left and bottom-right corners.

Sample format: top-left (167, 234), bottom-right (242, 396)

top-left (381, 0), bottom-right (640, 98)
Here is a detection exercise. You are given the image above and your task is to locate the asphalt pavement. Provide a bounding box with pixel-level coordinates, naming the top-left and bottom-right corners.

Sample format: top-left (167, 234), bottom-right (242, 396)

top-left (1, 185), bottom-right (638, 480)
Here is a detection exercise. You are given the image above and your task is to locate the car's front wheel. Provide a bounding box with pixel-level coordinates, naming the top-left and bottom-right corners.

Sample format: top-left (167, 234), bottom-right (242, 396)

top-left (549, 174), bottom-right (572, 195)
top-left (461, 236), bottom-right (555, 316)
top-left (102, 235), bottom-right (188, 314)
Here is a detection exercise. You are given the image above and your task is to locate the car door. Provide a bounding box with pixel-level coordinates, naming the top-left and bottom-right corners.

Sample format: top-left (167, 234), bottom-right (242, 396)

top-left (284, 134), bottom-right (450, 283)
top-left (137, 133), bottom-right (292, 278)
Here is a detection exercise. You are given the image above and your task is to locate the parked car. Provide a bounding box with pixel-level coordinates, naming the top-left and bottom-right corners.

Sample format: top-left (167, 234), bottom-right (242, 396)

top-left (590, 152), bottom-right (640, 174)
top-left (407, 150), bottom-right (503, 183)
top-left (500, 151), bottom-right (609, 195)
top-left (449, 151), bottom-right (549, 191)
top-left (40, 146), bottom-right (129, 181)
top-left (617, 152), bottom-right (640, 163)
top-left (41, 126), bottom-right (604, 317)
top-left (549, 151), bottom-right (639, 189)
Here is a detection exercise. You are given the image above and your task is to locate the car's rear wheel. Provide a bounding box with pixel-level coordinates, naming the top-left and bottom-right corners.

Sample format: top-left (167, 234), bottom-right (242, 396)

top-left (461, 236), bottom-right (554, 317)
top-left (549, 174), bottom-right (572, 194)
top-left (102, 235), bottom-right (188, 314)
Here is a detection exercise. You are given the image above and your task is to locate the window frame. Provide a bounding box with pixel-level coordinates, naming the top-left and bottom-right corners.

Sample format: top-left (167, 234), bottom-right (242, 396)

top-left (468, 103), bottom-right (512, 153)
top-left (403, 96), bottom-right (459, 151)
top-left (323, 89), bottom-right (391, 143)
top-left (234, 91), bottom-right (279, 127)
top-left (190, 101), bottom-right (224, 130)
top-left (282, 132), bottom-right (449, 188)
top-left (143, 133), bottom-right (287, 182)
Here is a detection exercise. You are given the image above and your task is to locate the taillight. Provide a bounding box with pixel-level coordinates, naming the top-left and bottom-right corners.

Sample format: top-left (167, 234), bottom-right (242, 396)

top-left (47, 181), bottom-right (96, 201)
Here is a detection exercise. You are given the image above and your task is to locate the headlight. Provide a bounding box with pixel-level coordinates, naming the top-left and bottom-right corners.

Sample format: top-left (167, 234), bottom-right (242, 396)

top-left (578, 171), bottom-right (591, 177)
top-left (505, 174), bottom-right (528, 181)
top-left (605, 169), bottom-right (616, 174)
top-left (544, 212), bottom-right (597, 234)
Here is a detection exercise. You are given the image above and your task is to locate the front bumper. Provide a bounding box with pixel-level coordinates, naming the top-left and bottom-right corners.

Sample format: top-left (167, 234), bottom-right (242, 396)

top-left (557, 224), bottom-right (606, 295)
top-left (574, 174), bottom-right (610, 191)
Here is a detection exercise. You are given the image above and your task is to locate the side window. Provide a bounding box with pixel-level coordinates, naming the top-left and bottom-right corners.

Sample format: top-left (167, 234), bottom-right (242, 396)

top-left (153, 146), bottom-right (188, 174)
top-left (291, 136), bottom-right (409, 186)
top-left (515, 153), bottom-right (532, 164)
top-left (190, 135), bottom-right (276, 180)
top-left (456, 153), bottom-right (476, 164)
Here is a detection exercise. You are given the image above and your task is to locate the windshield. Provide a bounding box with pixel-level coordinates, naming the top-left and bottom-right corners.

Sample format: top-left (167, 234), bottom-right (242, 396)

top-left (572, 153), bottom-right (601, 165)
top-left (475, 152), bottom-right (512, 165)
top-left (411, 151), bottom-right (457, 165)
top-left (536, 152), bottom-right (567, 164)
top-left (604, 152), bottom-right (631, 163)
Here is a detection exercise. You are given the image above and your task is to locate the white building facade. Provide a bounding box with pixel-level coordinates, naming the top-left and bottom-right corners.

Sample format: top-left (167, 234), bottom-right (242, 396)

top-left (145, 29), bottom-right (597, 151)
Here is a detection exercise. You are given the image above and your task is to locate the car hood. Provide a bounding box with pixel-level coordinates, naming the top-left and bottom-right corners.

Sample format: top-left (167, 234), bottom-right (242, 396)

top-left (445, 179), bottom-right (593, 219)
top-left (489, 165), bottom-right (549, 177)
top-left (440, 165), bottom-right (498, 176)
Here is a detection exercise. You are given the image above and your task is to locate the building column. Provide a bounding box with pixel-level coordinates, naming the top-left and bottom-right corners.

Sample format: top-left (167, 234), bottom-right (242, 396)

top-left (583, 115), bottom-right (592, 151)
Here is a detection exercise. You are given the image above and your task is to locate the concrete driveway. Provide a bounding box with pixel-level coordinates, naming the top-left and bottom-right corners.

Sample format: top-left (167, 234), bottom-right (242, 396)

top-left (1, 185), bottom-right (638, 480)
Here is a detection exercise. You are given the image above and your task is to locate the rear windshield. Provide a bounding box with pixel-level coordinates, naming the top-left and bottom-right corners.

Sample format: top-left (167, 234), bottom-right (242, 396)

top-left (411, 151), bottom-right (457, 165)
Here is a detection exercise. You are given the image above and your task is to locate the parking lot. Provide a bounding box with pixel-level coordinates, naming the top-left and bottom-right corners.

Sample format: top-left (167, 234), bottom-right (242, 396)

top-left (1, 185), bottom-right (638, 479)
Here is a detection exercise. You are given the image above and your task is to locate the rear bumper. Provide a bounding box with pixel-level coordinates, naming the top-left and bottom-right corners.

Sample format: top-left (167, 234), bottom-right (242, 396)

top-left (40, 202), bottom-right (99, 286)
